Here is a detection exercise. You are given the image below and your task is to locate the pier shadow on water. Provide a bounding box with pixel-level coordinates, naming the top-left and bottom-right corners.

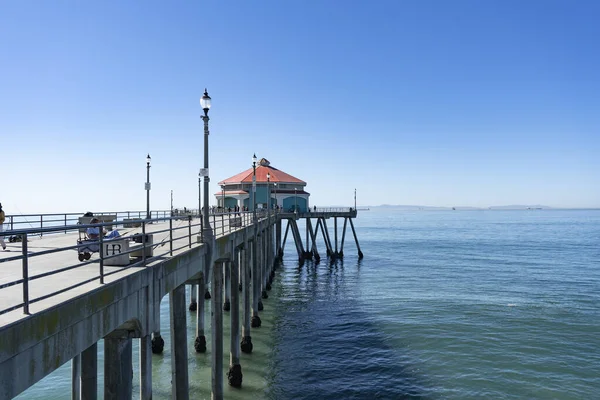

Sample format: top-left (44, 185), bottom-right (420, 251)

top-left (264, 257), bottom-right (431, 400)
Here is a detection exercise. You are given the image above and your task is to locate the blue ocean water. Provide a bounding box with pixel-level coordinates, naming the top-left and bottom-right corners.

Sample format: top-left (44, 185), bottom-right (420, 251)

top-left (16, 209), bottom-right (600, 399)
top-left (267, 209), bottom-right (600, 399)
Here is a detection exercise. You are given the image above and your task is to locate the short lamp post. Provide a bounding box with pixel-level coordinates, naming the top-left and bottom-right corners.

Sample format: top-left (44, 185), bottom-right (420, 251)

top-left (200, 89), bottom-right (212, 241)
top-left (273, 183), bottom-right (277, 211)
top-left (145, 154), bottom-right (151, 220)
top-left (221, 185), bottom-right (225, 210)
top-left (294, 187), bottom-right (298, 214)
top-left (266, 173), bottom-right (271, 213)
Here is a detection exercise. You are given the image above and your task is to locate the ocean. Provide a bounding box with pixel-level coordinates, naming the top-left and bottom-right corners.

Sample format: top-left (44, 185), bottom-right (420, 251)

top-left (16, 209), bottom-right (600, 399)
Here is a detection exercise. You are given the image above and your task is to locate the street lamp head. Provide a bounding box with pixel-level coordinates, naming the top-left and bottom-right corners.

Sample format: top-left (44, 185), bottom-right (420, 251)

top-left (267, 172), bottom-right (270, 181)
top-left (200, 89), bottom-right (211, 116)
top-left (252, 153), bottom-right (257, 166)
top-left (146, 154), bottom-right (151, 165)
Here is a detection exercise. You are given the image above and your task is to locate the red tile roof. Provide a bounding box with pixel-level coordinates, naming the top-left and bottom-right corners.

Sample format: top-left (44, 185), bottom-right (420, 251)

top-left (218, 161), bottom-right (306, 185)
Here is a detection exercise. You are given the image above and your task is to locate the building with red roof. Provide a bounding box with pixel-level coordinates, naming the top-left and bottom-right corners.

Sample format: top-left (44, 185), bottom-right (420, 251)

top-left (216, 158), bottom-right (309, 212)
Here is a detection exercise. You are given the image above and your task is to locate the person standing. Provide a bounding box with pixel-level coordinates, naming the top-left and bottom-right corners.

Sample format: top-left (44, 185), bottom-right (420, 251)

top-left (0, 203), bottom-right (6, 250)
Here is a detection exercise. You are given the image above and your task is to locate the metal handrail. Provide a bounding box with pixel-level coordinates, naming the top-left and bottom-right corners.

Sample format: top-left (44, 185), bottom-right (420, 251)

top-left (0, 210), bottom-right (278, 317)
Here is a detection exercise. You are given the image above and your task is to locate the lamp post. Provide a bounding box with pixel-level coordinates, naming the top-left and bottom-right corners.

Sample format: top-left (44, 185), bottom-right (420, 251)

top-left (221, 185), bottom-right (225, 210)
top-left (273, 183), bottom-right (277, 211)
top-left (266, 173), bottom-right (270, 212)
top-left (294, 187), bottom-right (297, 214)
top-left (200, 89), bottom-right (212, 242)
top-left (171, 190), bottom-right (173, 216)
top-left (145, 154), bottom-right (151, 220)
top-left (198, 170), bottom-right (202, 217)
top-left (354, 188), bottom-right (357, 210)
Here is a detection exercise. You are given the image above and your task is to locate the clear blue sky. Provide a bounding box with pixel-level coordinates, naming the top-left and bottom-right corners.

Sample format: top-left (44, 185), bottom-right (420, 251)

top-left (1, 0), bottom-right (598, 213)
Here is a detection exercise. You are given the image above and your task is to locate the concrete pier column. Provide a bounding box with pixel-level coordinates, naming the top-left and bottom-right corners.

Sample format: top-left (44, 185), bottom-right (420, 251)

top-left (276, 219), bottom-right (282, 259)
top-left (334, 217), bottom-right (338, 255)
top-left (238, 254), bottom-right (243, 292)
top-left (228, 247), bottom-right (243, 387)
top-left (140, 335), bottom-right (152, 400)
top-left (224, 260), bottom-right (231, 311)
top-left (80, 343), bottom-right (97, 400)
top-left (170, 285), bottom-right (189, 400)
top-left (241, 246), bottom-right (253, 353)
top-left (265, 227), bottom-right (272, 290)
top-left (189, 284), bottom-right (198, 311)
top-left (71, 353), bottom-right (81, 400)
top-left (195, 273), bottom-right (207, 353)
top-left (251, 238), bottom-right (262, 328)
top-left (211, 261), bottom-right (224, 399)
top-left (261, 233), bottom-right (269, 300)
top-left (104, 334), bottom-right (133, 400)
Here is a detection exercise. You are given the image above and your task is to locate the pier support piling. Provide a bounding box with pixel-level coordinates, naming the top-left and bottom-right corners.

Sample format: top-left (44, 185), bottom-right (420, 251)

top-left (189, 284), bottom-right (197, 311)
top-left (71, 353), bottom-right (81, 400)
top-left (140, 335), bottom-right (152, 400)
top-left (80, 343), bottom-right (97, 400)
top-left (170, 284), bottom-right (190, 400)
top-left (251, 238), bottom-right (262, 328)
top-left (211, 261), bottom-right (224, 399)
top-left (195, 273), bottom-right (207, 353)
top-left (241, 245), bottom-right (253, 353)
top-left (224, 260), bottom-right (231, 311)
top-left (104, 334), bottom-right (133, 400)
top-left (228, 245), bottom-right (243, 387)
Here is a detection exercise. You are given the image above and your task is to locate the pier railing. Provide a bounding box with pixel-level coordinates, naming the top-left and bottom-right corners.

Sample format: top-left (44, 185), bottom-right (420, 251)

top-left (3, 210), bottom-right (173, 237)
top-left (0, 210), bottom-right (278, 317)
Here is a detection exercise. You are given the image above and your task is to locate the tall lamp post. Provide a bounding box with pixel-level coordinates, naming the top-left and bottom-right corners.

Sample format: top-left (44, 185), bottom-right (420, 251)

top-left (273, 183), bottom-right (277, 211)
top-left (200, 89), bottom-right (212, 241)
top-left (354, 188), bottom-right (357, 210)
top-left (198, 170), bottom-right (202, 217)
top-left (294, 187), bottom-right (297, 214)
top-left (145, 154), bottom-right (151, 220)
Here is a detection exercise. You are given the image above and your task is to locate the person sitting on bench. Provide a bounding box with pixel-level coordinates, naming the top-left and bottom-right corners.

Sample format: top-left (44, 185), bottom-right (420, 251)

top-left (87, 218), bottom-right (120, 240)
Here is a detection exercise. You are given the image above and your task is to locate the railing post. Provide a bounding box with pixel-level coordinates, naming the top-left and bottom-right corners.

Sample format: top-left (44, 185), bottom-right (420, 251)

top-left (10, 216), bottom-right (14, 231)
top-left (64, 214), bottom-right (67, 234)
top-left (99, 230), bottom-right (104, 284)
top-left (22, 233), bottom-right (30, 315)
top-left (40, 215), bottom-right (43, 238)
top-left (169, 218), bottom-right (173, 256)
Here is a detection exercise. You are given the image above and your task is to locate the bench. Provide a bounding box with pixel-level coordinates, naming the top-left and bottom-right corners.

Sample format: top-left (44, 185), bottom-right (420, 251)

top-left (78, 214), bottom-right (118, 232)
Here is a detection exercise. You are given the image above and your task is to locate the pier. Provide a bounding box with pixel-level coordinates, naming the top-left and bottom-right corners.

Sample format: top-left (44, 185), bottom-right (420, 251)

top-left (0, 208), bottom-right (361, 399)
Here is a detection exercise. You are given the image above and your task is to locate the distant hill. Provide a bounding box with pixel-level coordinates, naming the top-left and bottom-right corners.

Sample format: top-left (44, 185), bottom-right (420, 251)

top-left (368, 204), bottom-right (554, 210)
